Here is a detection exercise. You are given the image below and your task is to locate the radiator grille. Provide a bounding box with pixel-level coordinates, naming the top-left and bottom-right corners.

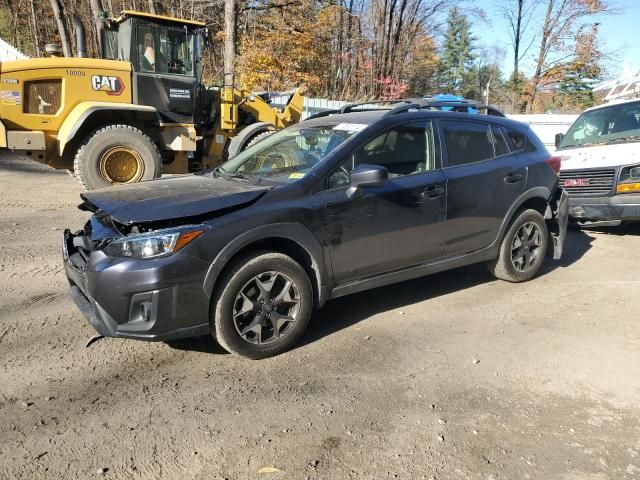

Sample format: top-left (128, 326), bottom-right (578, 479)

top-left (559, 168), bottom-right (616, 196)
top-left (24, 79), bottom-right (61, 115)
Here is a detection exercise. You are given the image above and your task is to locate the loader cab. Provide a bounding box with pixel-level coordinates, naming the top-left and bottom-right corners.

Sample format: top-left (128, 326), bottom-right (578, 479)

top-left (101, 10), bottom-right (206, 124)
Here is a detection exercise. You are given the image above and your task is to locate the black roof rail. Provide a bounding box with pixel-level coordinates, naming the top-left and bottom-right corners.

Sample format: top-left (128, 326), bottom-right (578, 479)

top-left (382, 102), bottom-right (421, 117)
top-left (303, 97), bottom-right (505, 121)
top-left (304, 109), bottom-right (340, 121)
top-left (339, 99), bottom-right (408, 114)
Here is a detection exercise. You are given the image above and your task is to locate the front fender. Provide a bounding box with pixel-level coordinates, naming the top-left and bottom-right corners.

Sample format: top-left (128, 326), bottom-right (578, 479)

top-left (57, 102), bottom-right (160, 156)
top-left (202, 223), bottom-right (330, 306)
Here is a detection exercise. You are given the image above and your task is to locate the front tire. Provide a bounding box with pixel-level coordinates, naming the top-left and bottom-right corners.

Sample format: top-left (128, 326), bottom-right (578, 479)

top-left (213, 252), bottom-right (313, 359)
top-left (488, 209), bottom-right (549, 282)
top-left (73, 124), bottom-right (161, 190)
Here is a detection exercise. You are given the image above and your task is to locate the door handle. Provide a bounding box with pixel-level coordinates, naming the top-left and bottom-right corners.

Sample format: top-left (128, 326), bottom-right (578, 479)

top-left (504, 172), bottom-right (523, 183)
top-left (421, 184), bottom-right (445, 199)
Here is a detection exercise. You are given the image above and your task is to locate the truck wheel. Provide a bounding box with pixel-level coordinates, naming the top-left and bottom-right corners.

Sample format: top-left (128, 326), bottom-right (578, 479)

top-left (213, 251), bottom-right (313, 359)
top-left (487, 209), bottom-right (549, 282)
top-left (73, 125), bottom-right (161, 190)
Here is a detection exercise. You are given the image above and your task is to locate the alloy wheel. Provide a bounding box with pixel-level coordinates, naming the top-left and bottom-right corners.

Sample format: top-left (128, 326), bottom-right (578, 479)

top-left (232, 271), bottom-right (301, 345)
top-left (510, 221), bottom-right (543, 272)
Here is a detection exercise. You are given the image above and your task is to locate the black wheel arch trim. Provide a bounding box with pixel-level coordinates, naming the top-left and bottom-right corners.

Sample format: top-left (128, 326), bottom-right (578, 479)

top-left (59, 105), bottom-right (162, 156)
top-left (227, 122), bottom-right (276, 159)
top-left (202, 223), bottom-right (330, 307)
top-left (491, 186), bottom-right (553, 250)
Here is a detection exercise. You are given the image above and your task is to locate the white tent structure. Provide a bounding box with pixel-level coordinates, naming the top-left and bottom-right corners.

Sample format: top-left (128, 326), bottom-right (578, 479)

top-left (594, 70), bottom-right (640, 102)
top-left (0, 37), bottom-right (27, 61)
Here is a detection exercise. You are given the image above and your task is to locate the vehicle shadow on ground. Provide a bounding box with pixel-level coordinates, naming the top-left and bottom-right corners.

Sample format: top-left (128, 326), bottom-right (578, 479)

top-left (299, 230), bottom-right (593, 348)
top-left (166, 334), bottom-right (230, 355)
top-left (539, 227), bottom-right (594, 271)
top-left (580, 222), bottom-right (640, 237)
top-left (0, 154), bottom-right (67, 175)
top-left (169, 229), bottom-right (593, 355)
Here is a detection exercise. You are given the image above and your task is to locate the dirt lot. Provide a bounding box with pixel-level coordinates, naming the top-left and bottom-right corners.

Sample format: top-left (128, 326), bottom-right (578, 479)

top-left (1, 153), bottom-right (639, 480)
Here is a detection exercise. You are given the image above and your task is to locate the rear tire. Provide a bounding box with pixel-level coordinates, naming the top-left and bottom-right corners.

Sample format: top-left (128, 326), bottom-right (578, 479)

top-left (73, 124), bottom-right (161, 190)
top-left (212, 251), bottom-right (313, 359)
top-left (487, 209), bottom-right (548, 282)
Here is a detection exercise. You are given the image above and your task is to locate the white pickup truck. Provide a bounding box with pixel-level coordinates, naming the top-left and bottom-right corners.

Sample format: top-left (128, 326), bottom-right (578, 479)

top-left (555, 98), bottom-right (640, 226)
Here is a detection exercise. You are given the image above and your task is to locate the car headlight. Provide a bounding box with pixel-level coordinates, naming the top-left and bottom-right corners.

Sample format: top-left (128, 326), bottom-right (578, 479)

top-left (104, 225), bottom-right (208, 259)
top-left (617, 165), bottom-right (640, 194)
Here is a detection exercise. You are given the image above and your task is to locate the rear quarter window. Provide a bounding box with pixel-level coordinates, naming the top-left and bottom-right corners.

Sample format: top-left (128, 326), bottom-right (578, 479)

top-left (491, 125), bottom-right (510, 156)
top-left (505, 127), bottom-right (536, 153)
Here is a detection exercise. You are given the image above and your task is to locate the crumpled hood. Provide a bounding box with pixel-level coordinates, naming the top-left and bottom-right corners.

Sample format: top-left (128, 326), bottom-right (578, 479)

top-left (556, 141), bottom-right (640, 170)
top-left (80, 174), bottom-right (271, 225)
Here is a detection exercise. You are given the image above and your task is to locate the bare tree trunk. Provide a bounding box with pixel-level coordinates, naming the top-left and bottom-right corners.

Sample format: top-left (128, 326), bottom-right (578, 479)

top-left (223, 0), bottom-right (235, 88)
top-left (48, 0), bottom-right (71, 57)
top-left (512, 0), bottom-right (523, 110)
top-left (30, 0), bottom-right (39, 56)
top-left (529, 0), bottom-right (553, 113)
top-left (90, 0), bottom-right (104, 55)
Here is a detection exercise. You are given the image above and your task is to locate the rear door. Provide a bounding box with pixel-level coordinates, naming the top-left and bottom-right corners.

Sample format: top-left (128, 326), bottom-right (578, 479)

top-left (439, 119), bottom-right (526, 256)
top-left (322, 120), bottom-right (447, 284)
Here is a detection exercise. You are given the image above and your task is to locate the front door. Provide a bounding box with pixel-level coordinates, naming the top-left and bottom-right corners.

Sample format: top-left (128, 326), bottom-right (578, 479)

top-left (439, 120), bottom-right (527, 256)
top-left (134, 22), bottom-right (197, 123)
top-left (322, 121), bottom-right (447, 284)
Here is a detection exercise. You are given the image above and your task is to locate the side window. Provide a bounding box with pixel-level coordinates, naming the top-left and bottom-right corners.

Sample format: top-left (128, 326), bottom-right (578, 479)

top-left (138, 25), bottom-right (195, 76)
top-left (505, 128), bottom-right (535, 153)
top-left (442, 120), bottom-right (494, 167)
top-left (327, 121), bottom-right (435, 189)
top-left (491, 126), bottom-right (510, 156)
top-left (138, 28), bottom-right (157, 72)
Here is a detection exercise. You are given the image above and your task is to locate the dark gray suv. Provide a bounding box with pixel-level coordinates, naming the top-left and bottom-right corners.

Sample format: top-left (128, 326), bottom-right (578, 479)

top-left (63, 103), bottom-right (568, 358)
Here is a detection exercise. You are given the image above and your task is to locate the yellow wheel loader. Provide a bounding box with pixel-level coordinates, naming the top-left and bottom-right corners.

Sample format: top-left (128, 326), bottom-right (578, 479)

top-left (0, 11), bottom-right (304, 189)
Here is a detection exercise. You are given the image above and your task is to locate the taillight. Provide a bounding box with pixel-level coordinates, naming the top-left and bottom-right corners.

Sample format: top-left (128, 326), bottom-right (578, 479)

top-left (545, 156), bottom-right (561, 175)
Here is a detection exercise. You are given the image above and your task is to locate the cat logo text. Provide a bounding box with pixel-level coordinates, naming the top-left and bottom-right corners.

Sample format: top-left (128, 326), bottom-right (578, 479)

top-left (91, 75), bottom-right (125, 96)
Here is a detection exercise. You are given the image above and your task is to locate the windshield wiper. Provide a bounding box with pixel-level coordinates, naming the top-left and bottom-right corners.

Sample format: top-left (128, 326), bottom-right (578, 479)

top-left (604, 135), bottom-right (640, 144)
top-left (213, 166), bottom-right (248, 180)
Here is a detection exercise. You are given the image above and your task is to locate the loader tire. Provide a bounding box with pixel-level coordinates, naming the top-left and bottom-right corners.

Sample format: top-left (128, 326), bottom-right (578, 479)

top-left (226, 122), bottom-right (275, 159)
top-left (73, 125), bottom-right (162, 190)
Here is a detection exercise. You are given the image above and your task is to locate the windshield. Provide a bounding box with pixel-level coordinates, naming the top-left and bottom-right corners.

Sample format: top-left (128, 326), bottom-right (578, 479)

top-left (219, 123), bottom-right (366, 182)
top-left (559, 101), bottom-right (640, 149)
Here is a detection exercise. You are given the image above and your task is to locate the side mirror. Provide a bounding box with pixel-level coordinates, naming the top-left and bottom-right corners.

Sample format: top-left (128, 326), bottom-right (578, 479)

top-left (347, 164), bottom-right (388, 199)
top-left (554, 133), bottom-right (564, 149)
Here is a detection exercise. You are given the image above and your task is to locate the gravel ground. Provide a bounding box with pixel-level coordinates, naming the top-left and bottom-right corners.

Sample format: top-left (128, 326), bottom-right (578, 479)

top-left (1, 153), bottom-right (639, 480)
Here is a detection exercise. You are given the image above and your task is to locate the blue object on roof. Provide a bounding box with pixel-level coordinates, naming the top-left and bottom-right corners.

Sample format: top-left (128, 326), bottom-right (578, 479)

top-left (424, 94), bottom-right (480, 114)
top-left (432, 94), bottom-right (465, 102)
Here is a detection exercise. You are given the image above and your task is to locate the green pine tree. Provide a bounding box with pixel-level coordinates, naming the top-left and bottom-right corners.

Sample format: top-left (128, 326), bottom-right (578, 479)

top-left (438, 7), bottom-right (476, 96)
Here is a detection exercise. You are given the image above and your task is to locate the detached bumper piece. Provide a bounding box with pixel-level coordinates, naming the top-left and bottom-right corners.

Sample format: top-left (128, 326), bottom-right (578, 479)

top-left (568, 194), bottom-right (640, 226)
top-left (63, 229), bottom-right (210, 341)
top-left (546, 188), bottom-right (569, 260)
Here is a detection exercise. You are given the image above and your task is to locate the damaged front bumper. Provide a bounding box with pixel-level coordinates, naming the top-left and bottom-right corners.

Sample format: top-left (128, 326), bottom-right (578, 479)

top-left (568, 194), bottom-right (640, 226)
top-left (546, 187), bottom-right (569, 260)
top-left (62, 228), bottom-right (212, 341)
